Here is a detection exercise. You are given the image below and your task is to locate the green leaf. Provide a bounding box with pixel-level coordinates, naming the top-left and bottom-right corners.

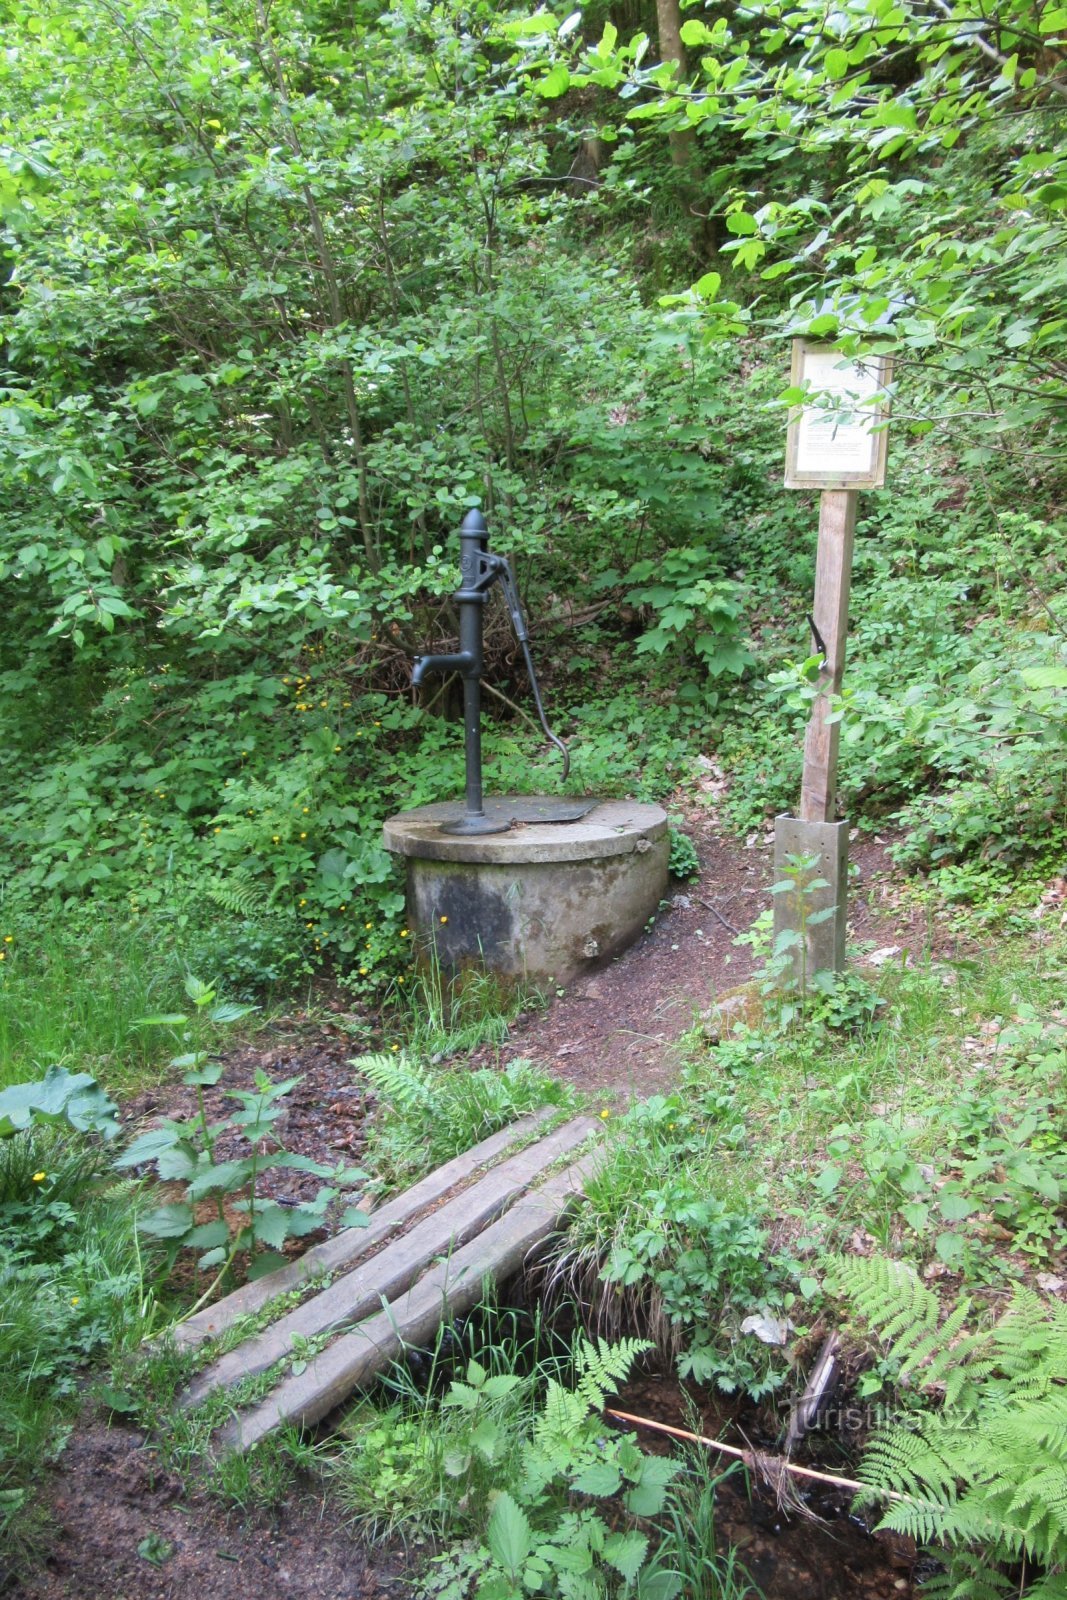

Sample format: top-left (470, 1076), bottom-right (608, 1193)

top-left (825, 48), bottom-right (849, 79)
top-left (693, 271), bottom-right (722, 301)
top-left (623, 1455), bottom-right (677, 1516)
top-left (571, 1461), bottom-right (623, 1496)
top-left (537, 64), bottom-right (570, 98)
top-left (1021, 666), bottom-right (1067, 690)
top-left (1039, 5), bottom-right (1067, 30)
top-left (938, 1191), bottom-right (977, 1222)
top-left (0, 1066), bottom-right (119, 1140)
top-left (183, 1219), bottom-right (230, 1249)
top-left (486, 1492), bottom-right (532, 1578)
top-left (138, 1203), bottom-right (195, 1240)
top-left (186, 1159), bottom-right (253, 1200)
top-left (604, 1530), bottom-right (648, 1583)
top-left (247, 1250), bottom-right (289, 1280)
top-left (207, 1001), bottom-right (258, 1024)
top-left (250, 1204), bottom-right (292, 1249)
top-left (114, 1126), bottom-right (181, 1169)
top-left (184, 976), bottom-right (215, 1006)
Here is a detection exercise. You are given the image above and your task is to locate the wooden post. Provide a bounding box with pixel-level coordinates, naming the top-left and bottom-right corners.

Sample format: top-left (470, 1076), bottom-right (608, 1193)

top-left (777, 337), bottom-right (891, 983)
top-left (799, 489), bottom-right (858, 823)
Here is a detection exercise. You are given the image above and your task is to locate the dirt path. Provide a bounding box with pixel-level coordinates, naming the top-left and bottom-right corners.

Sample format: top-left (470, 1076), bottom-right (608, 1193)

top-left (483, 812), bottom-right (936, 1101)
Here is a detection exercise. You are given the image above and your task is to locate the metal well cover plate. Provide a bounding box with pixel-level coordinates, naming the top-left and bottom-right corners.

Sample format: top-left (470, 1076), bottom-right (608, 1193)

top-left (443, 795), bottom-right (600, 827)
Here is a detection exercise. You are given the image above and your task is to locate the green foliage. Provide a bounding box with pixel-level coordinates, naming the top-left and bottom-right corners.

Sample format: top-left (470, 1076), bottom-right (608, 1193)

top-left (356, 1051), bottom-right (576, 1191)
top-left (565, 1094), bottom-right (792, 1399)
top-left (116, 976), bottom-right (366, 1289)
top-left (347, 1334), bottom-right (680, 1600)
top-left (832, 1255), bottom-right (1067, 1599)
top-left (614, 547), bottom-right (756, 691)
top-left (667, 827), bottom-right (700, 882)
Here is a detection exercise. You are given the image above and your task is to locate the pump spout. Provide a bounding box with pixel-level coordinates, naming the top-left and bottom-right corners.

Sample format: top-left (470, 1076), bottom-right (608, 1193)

top-left (411, 650), bottom-right (475, 688)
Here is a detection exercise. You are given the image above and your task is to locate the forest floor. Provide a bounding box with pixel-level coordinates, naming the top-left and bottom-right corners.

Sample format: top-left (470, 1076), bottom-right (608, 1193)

top-left (19, 807), bottom-right (947, 1600)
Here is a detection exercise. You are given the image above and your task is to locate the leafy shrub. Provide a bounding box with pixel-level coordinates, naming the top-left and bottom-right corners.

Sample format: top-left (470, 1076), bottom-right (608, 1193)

top-left (668, 827), bottom-right (700, 881)
top-left (562, 1095), bottom-right (791, 1399)
top-left (355, 1336), bottom-right (680, 1600)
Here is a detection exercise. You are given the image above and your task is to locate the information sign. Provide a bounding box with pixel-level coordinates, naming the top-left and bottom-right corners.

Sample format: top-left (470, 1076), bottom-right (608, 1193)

top-left (784, 341), bottom-right (892, 490)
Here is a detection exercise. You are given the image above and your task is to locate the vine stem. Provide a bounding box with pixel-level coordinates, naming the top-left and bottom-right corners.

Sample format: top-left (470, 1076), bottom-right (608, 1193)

top-left (602, 1409), bottom-right (908, 1502)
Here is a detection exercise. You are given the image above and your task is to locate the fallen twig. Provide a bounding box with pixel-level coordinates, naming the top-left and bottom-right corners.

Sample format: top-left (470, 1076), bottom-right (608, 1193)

top-left (695, 896), bottom-right (740, 935)
top-left (603, 1407), bottom-right (905, 1503)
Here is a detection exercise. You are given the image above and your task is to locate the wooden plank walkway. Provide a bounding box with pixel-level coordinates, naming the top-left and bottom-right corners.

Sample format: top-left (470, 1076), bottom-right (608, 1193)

top-left (169, 1112), bottom-right (601, 1452)
top-left (174, 1108), bottom-right (560, 1353)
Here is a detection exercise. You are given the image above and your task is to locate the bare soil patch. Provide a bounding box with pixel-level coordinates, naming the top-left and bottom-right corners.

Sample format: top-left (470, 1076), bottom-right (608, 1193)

top-left (23, 1422), bottom-right (407, 1600)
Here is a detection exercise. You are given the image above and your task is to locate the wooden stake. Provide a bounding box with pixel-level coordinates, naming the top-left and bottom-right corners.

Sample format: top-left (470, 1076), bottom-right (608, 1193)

top-left (799, 489), bottom-right (858, 823)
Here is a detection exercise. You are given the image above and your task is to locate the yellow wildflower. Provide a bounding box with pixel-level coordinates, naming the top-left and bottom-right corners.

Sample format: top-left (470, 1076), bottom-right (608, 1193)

top-left (32, 1172), bottom-right (46, 1183)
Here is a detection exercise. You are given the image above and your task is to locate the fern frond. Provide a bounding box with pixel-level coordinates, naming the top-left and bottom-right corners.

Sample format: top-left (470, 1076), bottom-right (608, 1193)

top-left (574, 1336), bottom-right (650, 1413)
top-left (206, 873), bottom-right (271, 919)
top-left (352, 1052), bottom-right (434, 1114)
top-left (827, 1254), bottom-right (943, 1361)
top-left (846, 1257), bottom-right (1067, 1591)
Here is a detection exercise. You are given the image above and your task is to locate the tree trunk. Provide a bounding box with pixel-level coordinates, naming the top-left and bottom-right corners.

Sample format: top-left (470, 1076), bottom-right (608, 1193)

top-left (656, 0), bottom-right (715, 254)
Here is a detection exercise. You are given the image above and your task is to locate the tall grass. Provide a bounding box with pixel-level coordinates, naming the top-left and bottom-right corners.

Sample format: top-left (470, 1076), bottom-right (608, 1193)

top-left (0, 914), bottom-right (186, 1093)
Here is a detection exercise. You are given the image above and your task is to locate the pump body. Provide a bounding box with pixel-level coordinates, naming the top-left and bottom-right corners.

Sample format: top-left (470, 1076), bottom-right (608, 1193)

top-left (412, 509), bottom-right (567, 837)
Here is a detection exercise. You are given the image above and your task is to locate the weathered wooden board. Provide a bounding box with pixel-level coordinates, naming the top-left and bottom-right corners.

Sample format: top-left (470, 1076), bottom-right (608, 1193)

top-left (799, 487), bottom-right (858, 825)
top-left (181, 1115), bottom-right (596, 1408)
top-left (172, 1108), bottom-right (558, 1353)
top-left (216, 1152), bottom-right (597, 1454)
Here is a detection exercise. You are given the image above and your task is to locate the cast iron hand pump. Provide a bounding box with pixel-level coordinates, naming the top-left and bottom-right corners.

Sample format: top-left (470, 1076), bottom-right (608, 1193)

top-left (412, 509), bottom-right (569, 836)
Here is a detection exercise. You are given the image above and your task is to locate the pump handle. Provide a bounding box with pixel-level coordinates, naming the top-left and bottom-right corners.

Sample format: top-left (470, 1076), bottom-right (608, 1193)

top-left (496, 559), bottom-right (570, 782)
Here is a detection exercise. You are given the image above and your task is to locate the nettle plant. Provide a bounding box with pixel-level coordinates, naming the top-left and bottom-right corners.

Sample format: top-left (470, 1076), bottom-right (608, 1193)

top-left (117, 978), bottom-right (366, 1299)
